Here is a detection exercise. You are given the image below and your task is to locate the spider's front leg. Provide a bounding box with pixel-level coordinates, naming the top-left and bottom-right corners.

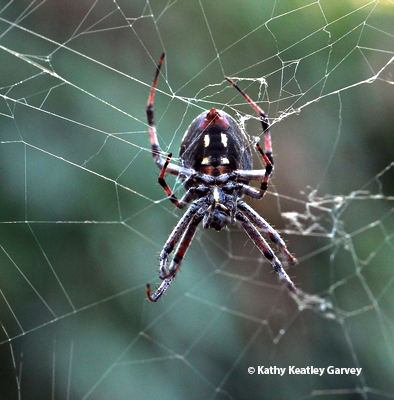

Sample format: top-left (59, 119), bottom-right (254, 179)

top-left (237, 200), bottom-right (297, 266)
top-left (235, 211), bottom-right (297, 293)
top-left (146, 276), bottom-right (175, 303)
top-left (146, 200), bottom-right (206, 302)
top-left (158, 201), bottom-right (202, 277)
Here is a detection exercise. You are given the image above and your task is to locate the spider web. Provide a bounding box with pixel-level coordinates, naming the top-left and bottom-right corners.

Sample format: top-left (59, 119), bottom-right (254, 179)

top-left (1, 0), bottom-right (394, 398)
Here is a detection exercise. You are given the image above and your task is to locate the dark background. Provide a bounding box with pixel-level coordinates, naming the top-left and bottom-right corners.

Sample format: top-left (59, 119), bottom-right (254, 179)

top-left (0, 1), bottom-right (393, 399)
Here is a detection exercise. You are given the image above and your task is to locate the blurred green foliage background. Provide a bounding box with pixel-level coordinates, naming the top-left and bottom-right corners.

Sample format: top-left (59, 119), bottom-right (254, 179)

top-left (0, 0), bottom-right (393, 398)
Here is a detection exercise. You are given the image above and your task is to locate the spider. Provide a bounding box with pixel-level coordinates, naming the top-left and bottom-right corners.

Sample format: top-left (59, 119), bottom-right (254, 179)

top-left (146, 53), bottom-right (297, 302)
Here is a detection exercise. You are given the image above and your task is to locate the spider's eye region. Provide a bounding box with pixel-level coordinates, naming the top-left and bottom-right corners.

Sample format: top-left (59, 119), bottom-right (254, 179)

top-left (203, 205), bottom-right (229, 231)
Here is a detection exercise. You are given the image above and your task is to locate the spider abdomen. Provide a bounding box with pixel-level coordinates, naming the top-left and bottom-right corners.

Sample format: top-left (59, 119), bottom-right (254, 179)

top-left (179, 109), bottom-right (252, 174)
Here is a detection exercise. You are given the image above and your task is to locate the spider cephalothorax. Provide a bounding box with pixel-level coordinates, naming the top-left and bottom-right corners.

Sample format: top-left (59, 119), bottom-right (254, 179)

top-left (145, 53), bottom-right (297, 302)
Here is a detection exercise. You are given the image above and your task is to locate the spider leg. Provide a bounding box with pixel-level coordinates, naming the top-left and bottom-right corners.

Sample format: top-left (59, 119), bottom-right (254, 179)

top-left (158, 153), bottom-right (196, 209)
top-left (231, 140), bottom-right (273, 200)
top-left (235, 210), bottom-right (297, 293)
top-left (226, 77), bottom-right (273, 158)
top-left (165, 210), bottom-right (204, 277)
top-left (146, 52), bottom-right (193, 178)
top-left (226, 77), bottom-right (274, 198)
top-left (157, 199), bottom-right (204, 277)
top-left (147, 206), bottom-right (205, 302)
top-left (254, 140), bottom-right (273, 199)
top-left (146, 276), bottom-right (175, 303)
top-left (237, 200), bottom-right (297, 265)
top-left (146, 52), bottom-right (167, 170)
